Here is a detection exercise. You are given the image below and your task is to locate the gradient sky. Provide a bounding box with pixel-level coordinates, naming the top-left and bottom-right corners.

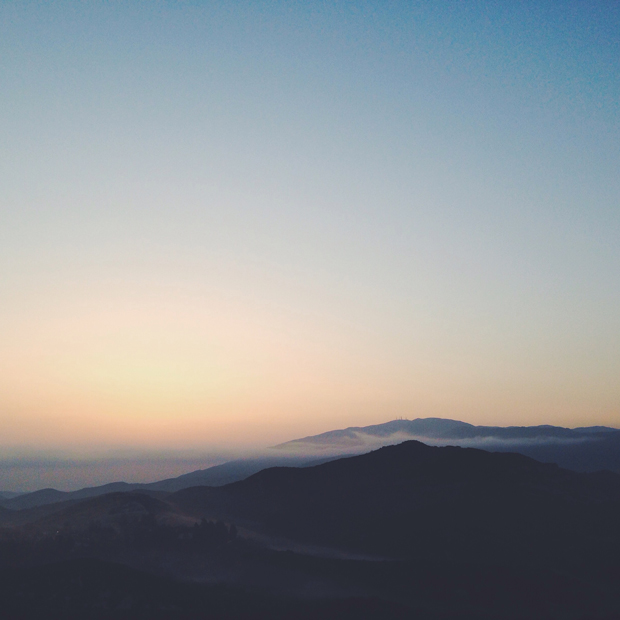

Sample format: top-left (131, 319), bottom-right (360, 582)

top-left (1, 1), bottom-right (619, 486)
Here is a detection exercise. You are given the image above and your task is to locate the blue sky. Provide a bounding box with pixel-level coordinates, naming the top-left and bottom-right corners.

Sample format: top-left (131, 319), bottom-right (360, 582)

top-left (0, 1), bottom-right (619, 488)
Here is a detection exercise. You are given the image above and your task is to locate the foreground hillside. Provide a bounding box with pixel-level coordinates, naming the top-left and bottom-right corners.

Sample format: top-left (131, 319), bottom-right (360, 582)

top-left (3, 441), bottom-right (620, 618)
top-left (0, 558), bottom-right (415, 620)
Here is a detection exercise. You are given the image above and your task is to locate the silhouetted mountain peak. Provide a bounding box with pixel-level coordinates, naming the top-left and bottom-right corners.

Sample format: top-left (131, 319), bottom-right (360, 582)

top-left (171, 439), bottom-right (620, 573)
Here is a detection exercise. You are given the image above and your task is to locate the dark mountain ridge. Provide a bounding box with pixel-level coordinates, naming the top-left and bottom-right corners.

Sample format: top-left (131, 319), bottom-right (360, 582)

top-left (0, 491), bottom-right (22, 499)
top-left (4, 441), bottom-right (620, 618)
top-left (171, 440), bottom-right (620, 572)
top-left (4, 418), bottom-right (620, 511)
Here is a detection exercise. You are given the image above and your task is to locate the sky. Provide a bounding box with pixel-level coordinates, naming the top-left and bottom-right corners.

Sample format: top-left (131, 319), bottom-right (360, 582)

top-left (1, 1), bottom-right (619, 489)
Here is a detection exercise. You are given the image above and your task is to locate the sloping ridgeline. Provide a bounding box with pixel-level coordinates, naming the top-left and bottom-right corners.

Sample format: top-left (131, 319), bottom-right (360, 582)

top-left (171, 440), bottom-right (620, 575)
top-left (276, 418), bottom-right (620, 474)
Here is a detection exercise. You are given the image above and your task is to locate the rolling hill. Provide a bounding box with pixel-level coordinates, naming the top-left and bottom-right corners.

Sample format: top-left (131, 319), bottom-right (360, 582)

top-left (170, 440), bottom-right (620, 572)
top-left (4, 441), bottom-right (620, 618)
top-left (0, 456), bottom-right (335, 510)
top-left (5, 418), bottom-right (620, 511)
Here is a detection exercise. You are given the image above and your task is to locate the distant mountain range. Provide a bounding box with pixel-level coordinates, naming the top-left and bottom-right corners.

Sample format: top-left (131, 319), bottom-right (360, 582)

top-left (276, 417), bottom-right (618, 450)
top-left (4, 437), bottom-right (620, 618)
top-left (4, 440), bottom-right (620, 618)
top-left (276, 417), bottom-right (620, 472)
top-left (0, 455), bottom-right (335, 510)
top-left (7, 439), bottom-right (620, 566)
top-left (2, 418), bottom-right (619, 511)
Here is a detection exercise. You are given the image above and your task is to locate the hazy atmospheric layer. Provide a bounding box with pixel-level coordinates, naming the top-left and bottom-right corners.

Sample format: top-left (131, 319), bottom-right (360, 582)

top-left (1, 2), bottom-right (619, 468)
top-left (3, 417), bottom-right (620, 493)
